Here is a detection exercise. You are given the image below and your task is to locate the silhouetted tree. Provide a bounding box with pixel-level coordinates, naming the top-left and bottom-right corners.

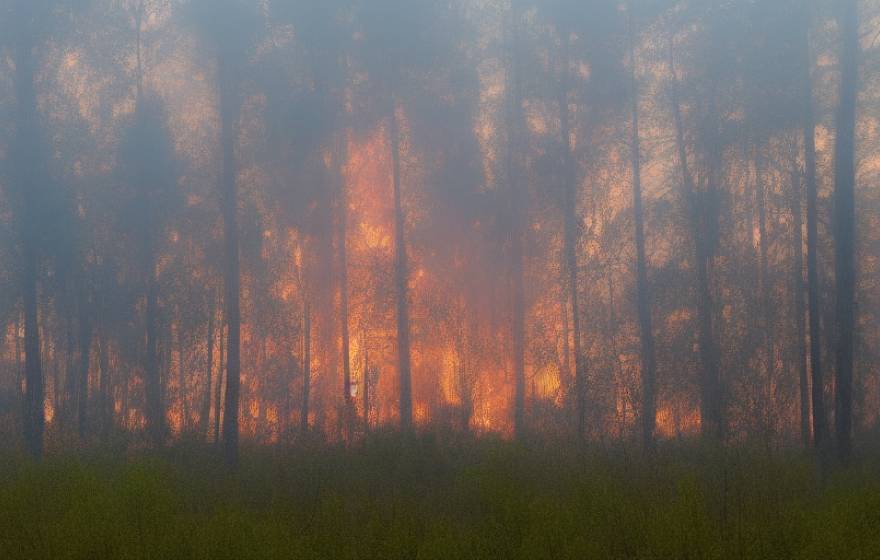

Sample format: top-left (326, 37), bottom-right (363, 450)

top-left (833, 0), bottom-right (858, 464)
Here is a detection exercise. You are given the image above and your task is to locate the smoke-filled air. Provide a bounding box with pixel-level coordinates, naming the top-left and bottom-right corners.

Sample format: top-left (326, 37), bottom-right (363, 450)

top-left (0, 1), bottom-right (879, 558)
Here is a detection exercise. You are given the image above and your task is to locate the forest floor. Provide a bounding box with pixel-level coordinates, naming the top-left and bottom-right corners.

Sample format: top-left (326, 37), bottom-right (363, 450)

top-left (1, 433), bottom-right (878, 559)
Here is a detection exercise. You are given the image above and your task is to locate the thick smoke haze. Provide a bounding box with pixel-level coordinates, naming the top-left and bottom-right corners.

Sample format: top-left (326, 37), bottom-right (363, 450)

top-left (0, 0), bottom-right (877, 464)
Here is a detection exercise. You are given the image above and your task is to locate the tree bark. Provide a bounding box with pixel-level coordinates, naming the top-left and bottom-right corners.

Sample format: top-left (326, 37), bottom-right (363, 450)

top-left (833, 0), bottom-right (858, 464)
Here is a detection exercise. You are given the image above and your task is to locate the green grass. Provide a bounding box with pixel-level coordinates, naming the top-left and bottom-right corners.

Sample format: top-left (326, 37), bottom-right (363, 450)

top-left (1, 434), bottom-right (878, 559)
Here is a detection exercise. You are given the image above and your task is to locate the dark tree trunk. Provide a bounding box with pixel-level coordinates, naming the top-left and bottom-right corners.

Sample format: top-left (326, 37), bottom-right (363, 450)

top-left (62, 306), bottom-right (79, 428)
top-left (628, 7), bottom-right (657, 451)
top-left (790, 170), bottom-right (811, 448)
top-left (15, 314), bottom-right (23, 400)
top-left (144, 230), bottom-right (163, 446)
top-left (159, 324), bottom-right (170, 431)
top-left (218, 55), bottom-right (242, 467)
top-left (557, 33), bottom-right (587, 442)
top-left (98, 329), bottom-right (111, 440)
top-left (131, 0), bottom-right (163, 449)
top-left (800, 7), bottom-right (827, 451)
top-left (454, 317), bottom-right (474, 432)
top-left (214, 309), bottom-right (225, 444)
top-left (668, 44), bottom-right (721, 441)
top-left (559, 270), bottom-right (571, 385)
top-left (756, 152), bottom-right (775, 441)
top-left (14, 8), bottom-right (44, 459)
top-left (301, 299), bottom-right (311, 433)
top-left (22, 224), bottom-right (42, 458)
top-left (201, 297), bottom-right (215, 440)
top-left (121, 337), bottom-right (130, 431)
top-left (833, 0), bottom-right (858, 464)
top-left (507, 0), bottom-right (527, 441)
top-left (338, 134), bottom-right (353, 441)
top-left (389, 95), bottom-right (413, 432)
top-left (178, 325), bottom-right (187, 433)
top-left (77, 301), bottom-right (93, 440)
top-left (362, 328), bottom-right (370, 433)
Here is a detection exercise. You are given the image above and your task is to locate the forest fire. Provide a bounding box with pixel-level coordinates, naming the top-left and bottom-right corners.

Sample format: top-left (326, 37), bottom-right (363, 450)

top-left (0, 0), bottom-right (879, 555)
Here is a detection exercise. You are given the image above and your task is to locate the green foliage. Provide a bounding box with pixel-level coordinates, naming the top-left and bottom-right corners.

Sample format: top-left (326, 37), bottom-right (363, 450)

top-left (0, 437), bottom-right (877, 559)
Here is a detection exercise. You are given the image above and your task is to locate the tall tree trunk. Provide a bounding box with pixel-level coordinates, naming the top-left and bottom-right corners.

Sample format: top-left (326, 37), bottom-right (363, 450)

top-left (559, 268), bottom-right (571, 385)
top-left (201, 297), bottom-right (215, 440)
top-left (801, 7), bottom-right (827, 451)
top-left (511, 225), bottom-right (526, 441)
top-left (755, 152), bottom-right (775, 441)
top-left (178, 325), bottom-right (187, 433)
top-left (790, 170), bottom-right (811, 447)
top-left (608, 271), bottom-right (627, 436)
top-left (301, 299), bottom-right (311, 433)
top-left (144, 236), bottom-right (162, 446)
top-left (507, 0), bottom-right (527, 440)
top-left (15, 314), bottom-right (23, 400)
top-left (338, 133), bottom-right (353, 440)
top-left (455, 315), bottom-right (474, 431)
top-left (133, 3), bottom-right (163, 449)
top-left (628, 6), bottom-right (656, 451)
top-left (557, 32), bottom-right (587, 442)
top-left (121, 339), bottom-right (130, 431)
top-left (14, 6), bottom-right (44, 459)
top-left (214, 310), bottom-right (225, 444)
top-left (833, 0), bottom-right (858, 464)
top-left (389, 95), bottom-right (413, 432)
top-left (98, 329), bottom-right (111, 440)
top-left (63, 303), bottom-right (78, 425)
top-left (362, 328), bottom-right (370, 433)
top-left (668, 43), bottom-right (721, 441)
top-left (159, 324), bottom-right (170, 431)
top-left (219, 55), bottom-right (242, 467)
top-left (77, 300), bottom-right (93, 440)
top-left (22, 230), bottom-right (42, 457)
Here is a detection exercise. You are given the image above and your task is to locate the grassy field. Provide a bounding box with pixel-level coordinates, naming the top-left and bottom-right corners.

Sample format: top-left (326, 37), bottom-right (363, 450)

top-left (1, 434), bottom-right (878, 559)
